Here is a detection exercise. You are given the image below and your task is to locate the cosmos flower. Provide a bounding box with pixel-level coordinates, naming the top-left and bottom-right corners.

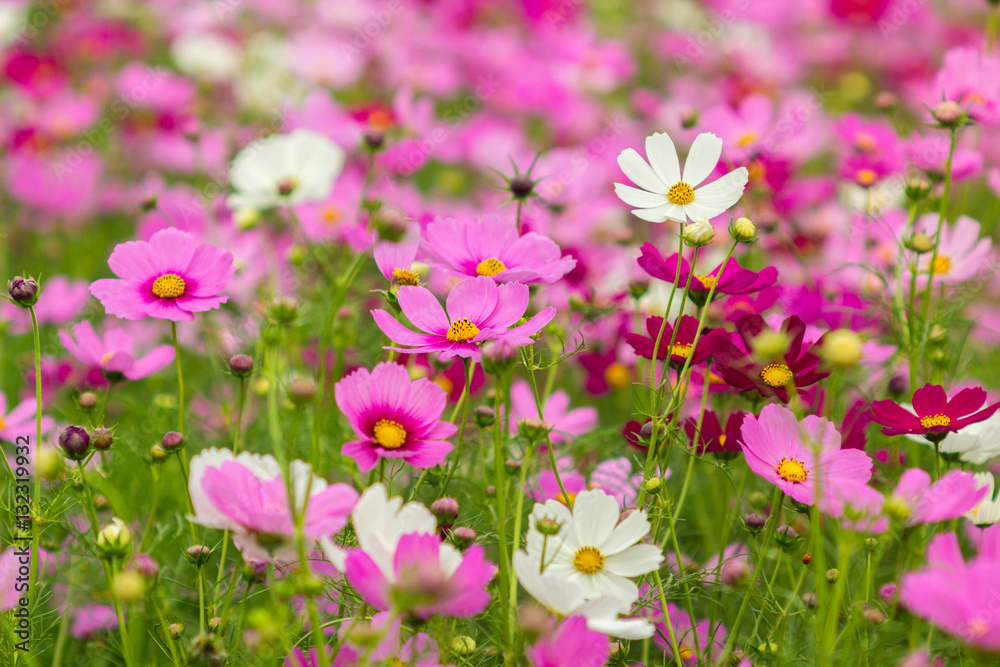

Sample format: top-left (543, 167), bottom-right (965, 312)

top-left (373, 239), bottom-right (421, 287)
top-left (966, 473), bottom-right (1000, 527)
top-left (59, 320), bottom-right (174, 383)
top-left (334, 362), bottom-right (457, 472)
top-left (421, 215), bottom-right (576, 284)
top-left (188, 448), bottom-right (358, 561)
top-left (330, 611), bottom-right (439, 667)
top-left (625, 314), bottom-right (720, 369)
top-left (912, 412), bottom-right (1000, 464)
top-left (614, 132), bottom-right (749, 223)
top-left (527, 456), bottom-right (641, 508)
top-left (911, 215), bottom-right (993, 287)
top-left (89, 228), bottom-right (236, 322)
top-left (226, 128), bottom-right (346, 210)
top-left (870, 384), bottom-right (1000, 439)
top-left (508, 380), bottom-right (598, 444)
top-left (653, 601), bottom-right (726, 667)
top-left (683, 410), bottom-right (747, 457)
top-left (526, 615), bottom-right (611, 667)
top-left (0, 391), bottom-right (54, 445)
top-left (883, 469), bottom-right (986, 527)
top-left (371, 276), bottom-right (556, 361)
top-left (526, 489), bottom-right (662, 601)
top-left (711, 315), bottom-right (830, 402)
top-left (739, 404), bottom-right (873, 506)
top-left (636, 245), bottom-right (778, 306)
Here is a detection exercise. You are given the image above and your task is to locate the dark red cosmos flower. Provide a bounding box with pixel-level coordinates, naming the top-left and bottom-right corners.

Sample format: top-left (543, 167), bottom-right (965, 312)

top-left (684, 410), bottom-right (747, 457)
top-left (711, 314), bottom-right (830, 402)
top-left (636, 243), bottom-right (778, 306)
top-left (625, 315), bottom-right (720, 369)
top-left (870, 384), bottom-right (1000, 441)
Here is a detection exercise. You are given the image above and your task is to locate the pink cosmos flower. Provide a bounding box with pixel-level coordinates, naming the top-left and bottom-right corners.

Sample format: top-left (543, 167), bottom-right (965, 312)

top-left (59, 320), bottom-right (174, 384)
top-left (931, 47), bottom-right (1000, 126)
top-left (653, 601), bottom-right (726, 666)
top-left (900, 527), bottom-right (1000, 651)
top-left (739, 404), bottom-right (873, 506)
top-left (90, 228), bottom-right (236, 322)
top-left (886, 469), bottom-right (986, 526)
top-left (508, 380), bottom-right (597, 444)
top-left (0, 276), bottom-right (90, 334)
top-left (371, 276), bottom-right (556, 361)
top-left (526, 616), bottom-right (610, 667)
top-left (870, 384), bottom-right (1000, 439)
top-left (189, 448), bottom-right (358, 562)
top-left (70, 604), bottom-right (119, 640)
top-left (334, 362), bottom-right (457, 473)
top-left (373, 239), bottom-right (421, 286)
top-left (331, 611), bottom-right (440, 667)
top-left (344, 530), bottom-right (496, 620)
top-left (0, 548), bottom-right (22, 611)
top-left (528, 456), bottom-right (642, 508)
top-left (911, 215), bottom-right (993, 287)
top-left (700, 93), bottom-right (774, 164)
top-left (421, 215), bottom-right (576, 284)
top-left (0, 391), bottom-right (54, 444)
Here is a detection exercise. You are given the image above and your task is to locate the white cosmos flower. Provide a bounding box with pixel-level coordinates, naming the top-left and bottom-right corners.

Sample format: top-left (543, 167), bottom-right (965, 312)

top-left (513, 550), bottom-right (654, 640)
top-left (526, 489), bottom-right (663, 602)
top-left (320, 483), bottom-right (436, 571)
top-left (227, 128), bottom-right (345, 211)
top-left (966, 473), bottom-right (1000, 526)
top-left (907, 411), bottom-right (1000, 465)
top-left (615, 132), bottom-right (749, 223)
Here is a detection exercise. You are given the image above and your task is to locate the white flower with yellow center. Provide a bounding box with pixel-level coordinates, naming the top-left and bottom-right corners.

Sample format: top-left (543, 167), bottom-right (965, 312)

top-left (965, 473), bottom-right (1000, 527)
top-left (615, 132), bottom-right (749, 223)
top-left (526, 489), bottom-right (663, 601)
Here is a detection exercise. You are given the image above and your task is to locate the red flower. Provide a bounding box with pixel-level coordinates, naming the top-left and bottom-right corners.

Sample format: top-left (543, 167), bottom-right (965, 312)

top-left (636, 243), bottom-right (778, 307)
top-left (711, 314), bottom-right (830, 402)
top-left (870, 384), bottom-right (1000, 441)
top-left (684, 410), bottom-right (747, 457)
top-left (625, 314), bottom-right (719, 369)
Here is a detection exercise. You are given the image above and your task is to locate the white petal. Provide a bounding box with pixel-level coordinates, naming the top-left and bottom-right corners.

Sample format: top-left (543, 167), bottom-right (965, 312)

top-left (514, 551), bottom-right (585, 614)
top-left (614, 183), bottom-right (668, 209)
top-left (645, 133), bottom-right (681, 187)
top-left (630, 203), bottom-right (685, 223)
top-left (603, 544), bottom-right (663, 577)
top-left (592, 571), bottom-right (639, 602)
top-left (684, 168), bottom-right (750, 219)
top-left (617, 148), bottom-right (668, 194)
top-left (682, 132), bottom-right (724, 187)
top-left (600, 509), bottom-right (651, 555)
top-left (571, 490), bottom-right (620, 548)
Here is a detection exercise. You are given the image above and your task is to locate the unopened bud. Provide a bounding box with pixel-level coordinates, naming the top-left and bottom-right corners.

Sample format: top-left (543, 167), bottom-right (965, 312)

top-left (822, 329), bottom-right (863, 368)
top-left (802, 592), bottom-right (818, 608)
top-left (642, 477), bottom-right (663, 495)
top-left (518, 605), bottom-right (550, 641)
top-left (473, 405), bottom-right (496, 428)
top-left (683, 217), bottom-right (716, 247)
top-left (97, 518), bottom-right (132, 558)
top-left (91, 427), bottom-right (114, 451)
top-left (450, 636), bottom-right (477, 657)
top-left (730, 216), bottom-right (757, 243)
top-left (535, 517), bottom-right (562, 536)
top-left (233, 208), bottom-right (259, 230)
top-left (907, 233), bottom-right (934, 254)
top-left (450, 526), bottom-right (477, 550)
top-left (150, 444), bottom-right (168, 463)
top-left (169, 623), bottom-right (185, 639)
top-left (111, 570), bottom-right (147, 602)
top-left (59, 426), bottom-right (91, 461)
top-left (288, 377), bottom-right (316, 406)
top-left (186, 545), bottom-right (212, 566)
top-left (431, 497), bottom-right (459, 526)
top-left (863, 608), bottom-right (886, 625)
top-left (79, 392), bottom-right (98, 412)
top-left (826, 568), bottom-right (840, 583)
top-left (752, 330), bottom-right (790, 360)
top-left (744, 514), bottom-right (766, 533)
top-left (932, 101), bottom-right (964, 127)
top-left (228, 354), bottom-right (254, 378)
top-left (775, 525), bottom-right (798, 548)
top-left (518, 418), bottom-right (552, 442)
top-left (7, 276), bottom-right (40, 307)
top-left (268, 296), bottom-right (299, 324)
top-left (161, 431), bottom-right (184, 452)
top-left (209, 616), bottom-right (222, 631)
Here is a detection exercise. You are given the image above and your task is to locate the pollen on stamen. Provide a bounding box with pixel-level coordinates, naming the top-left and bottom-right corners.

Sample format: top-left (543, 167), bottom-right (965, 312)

top-left (447, 318), bottom-right (480, 342)
top-left (152, 273), bottom-right (186, 299)
top-left (476, 257), bottom-right (507, 277)
top-left (392, 267), bottom-right (420, 286)
top-left (667, 181), bottom-right (695, 205)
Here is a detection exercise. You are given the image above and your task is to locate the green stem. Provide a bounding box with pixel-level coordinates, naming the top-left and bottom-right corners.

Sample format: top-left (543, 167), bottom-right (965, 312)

top-left (28, 306), bottom-right (42, 635)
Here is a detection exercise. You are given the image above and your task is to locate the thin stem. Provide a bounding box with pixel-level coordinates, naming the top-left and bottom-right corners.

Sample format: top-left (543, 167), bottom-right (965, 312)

top-left (28, 306), bottom-right (42, 631)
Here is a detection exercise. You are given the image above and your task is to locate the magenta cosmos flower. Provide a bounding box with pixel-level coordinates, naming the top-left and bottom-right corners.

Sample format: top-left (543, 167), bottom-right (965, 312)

top-left (59, 320), bottom-right (174, 383)
top-left (739, 404), bottom-right (873, 506)
top-left (421, 215), bottom-right (576, 284)
top-left (712, 314), bottom-right (829, 402)
top-left (90, 228), bottom-right (236, 322)
top-left (526, 616), bottom-right (610, 667)
top-left (637, 243), bottom-right (777, 307)
top-left (345, 530), bottom-right (496, 620)
top-left (625, 314), bottom-right (721, 369)
top-left (373, 239), bottom-right (421, 286)
top-left (189, 448), bottom-right (358, 561)
top-left (371, 275), bottom-right (556, 361)
top-left (871, 384), bottom-right (1000, 441)
top-left (684, 410), bottom-right (747, 457)
top-left (0, 391), bottom-right (54, 445)
top-left (334, 362), bottom-right (457, 472)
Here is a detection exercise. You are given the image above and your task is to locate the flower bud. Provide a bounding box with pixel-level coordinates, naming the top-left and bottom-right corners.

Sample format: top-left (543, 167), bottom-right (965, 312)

top-left (288, 377), bottom-right (317, 406)
top-left (751, 330), bottom-right (790, 360)
top-left (431, 497), bottom-right (459, 526)
top-left (639, 421), bottom-right (654, 441)
top-left (874, 91), bottom-right (898, 110)
top-left (209, 616), bottom-right (222, 631)
top-left (161, 431), bottom-right (185, 452)
top-left (748, 491), bottom-right (767, 508)
top-left (150, 444), bottom-right (169, 463)
top-left (683, 218), bottom-right (716, 247)
top-left (364, 130), bottom-right (385, 150)
top-left (450, 636), bottom-right (477, 657)
top-left (127, 553), bottom-right (160, 580)
top-left (883, 495), bottom-right (912, 523)
top-left (59, 426), bottom-right (91, 461)
top-left (233, 208), bottom-right (259, 230)
top-left (535, 516), bottom-right (562, 536)
top-left (268, 296), bottom-right (299, 324)
top-left (931, 101), bottom-right (964, 127)
top-left (140, 194), bottom-right (158, 212)
top-left (802, 592), bottom-right (818, 608)
top-left (243, 560), bottom-right (268, 584)
top-left (228, 354), bottom-right (254, 378)
top-left (168, 623), bottom-right (185, 639)
top-left (450, 526), bottom-right (477, 550)
top-left (517, 418), bottom-right (552, 442)
top-left (518, 605), bottom-right (550, 642)
top-left (186, 544), bottom-right (212, 566)
top-left (473, 405), bottom-right (495, 428)
top-left (79, 392), bottom-right (98, 412)
top-left (97, 518), bottom-right (132, 558)
top-left (480, 339), bottom-right (519, 375)
top-left (826, 568), bottom-right (839, 583)
top-left (7, 276), bottom-right (40, 307)
top-left (730, 217), bottom-right (757, 244)
top-left (36, 447), bottom-right (64, 480)
top-left (91, 427), bottom-right (114, 451)
top-left (628, 279), bottom-right (650, 300)
top-left (822, 329), bottom-right (863, 368)
top-left (504, 458), bottom-right (522, 475)
top-left (904, 177), bottom-right (932, 201)
top-left (907, 233), bottom-right (934, 254)
top-left (775, 525), bottom-right (798, 548)
top-left (509, 176), bottom-right (534, 199)
top-left (863, 607), bottom-right (886, 625)
top-left (744, 514), bottom-right (766, 534)
top-left (642, 477), bottom-right (663, 495)
top-left (111, 570), bottom-right (147, 602)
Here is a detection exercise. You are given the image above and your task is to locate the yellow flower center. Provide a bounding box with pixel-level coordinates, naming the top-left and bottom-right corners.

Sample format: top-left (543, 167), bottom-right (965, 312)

top-left (919, 414), bottom-right (951, 429)
top-left (737, 132), bottom-right (758, 148)
top-left (856, 169), bottom-right (878, 187)
top-left (604, 362), bottom-right (629, 390)
top-left (932, 256), bottom-right (952, 275)
top-left (556, 491), bottom-right (577, 507)
top-left (777, 457), bottom-right (809, 482)
top-left (392, 267), bottom-right (420, 286)
top-left (320, 206), bottom-right (341, 224)
top-left (678, 646), bottom-right (694, 660)
top-left (760, 363), bottom-right (793, 388)
top-left (0, 416), bottom-right (5, 430)
top-left (573, 546), bottom-right (605, 574)
top-left (434, 376), bottom-right (454, 395)
top-left (667, 181), bottom-right (695, 205)
top-left (671, 343), bottom-right (693, 358)
top-left (384, 659), bottom-right (405, 667)
top-left (855, 133), bottom-right (877, 152)
top-left (372, 419), bottom-right (407, 449)
top-left (476, 257), bottom-right (507, 277)
top-left (695, 274), bottom-right (717, 290)
top-left (151, 273), bottom-right (186, 299)
top-left (446, 318), bottom-right (480, 342)
top-left (718, 434), bottom-right (727, 447)
top-left (101, 352), bottom-right (115, 366)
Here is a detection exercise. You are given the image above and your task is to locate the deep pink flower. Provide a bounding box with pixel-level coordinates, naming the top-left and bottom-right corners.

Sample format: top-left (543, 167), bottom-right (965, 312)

top-left (739, 404), bottom-right (873, 506)
top-left (508, 380), bottom-right (597, 444)
top-left (332, 611), bottom-right (439, 667)
top-left (684, 410), bottom-right (747, 457)
top-left (374, 240), bottom-right (421, 286)
top-left (59, 320), bottom-right (174, 383)
top-left (371, 276), bottom-right (556, 361)
top-left (653, 602), bottom-right (726, 666)
top-left (421, 215), bottom-right (576, 284)
top-left (90, 228), bottom-right (236, 322)
top-left (870, 384), bottom-right (1000, 439)
top-left (334, 362), bottom-right (457, 472)
top-left (526, 616), bottom-right (610, 667)
top-left (344, 531), bottom-right (496, 620)
top-left (0, 391), bottom-right (55, 444)
top-left (637, 244), bottom-right (777, 306)
top-left (931, 47), bottom-right (1000, 126)
top-left (625, 314), bottom-right (720, 368)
